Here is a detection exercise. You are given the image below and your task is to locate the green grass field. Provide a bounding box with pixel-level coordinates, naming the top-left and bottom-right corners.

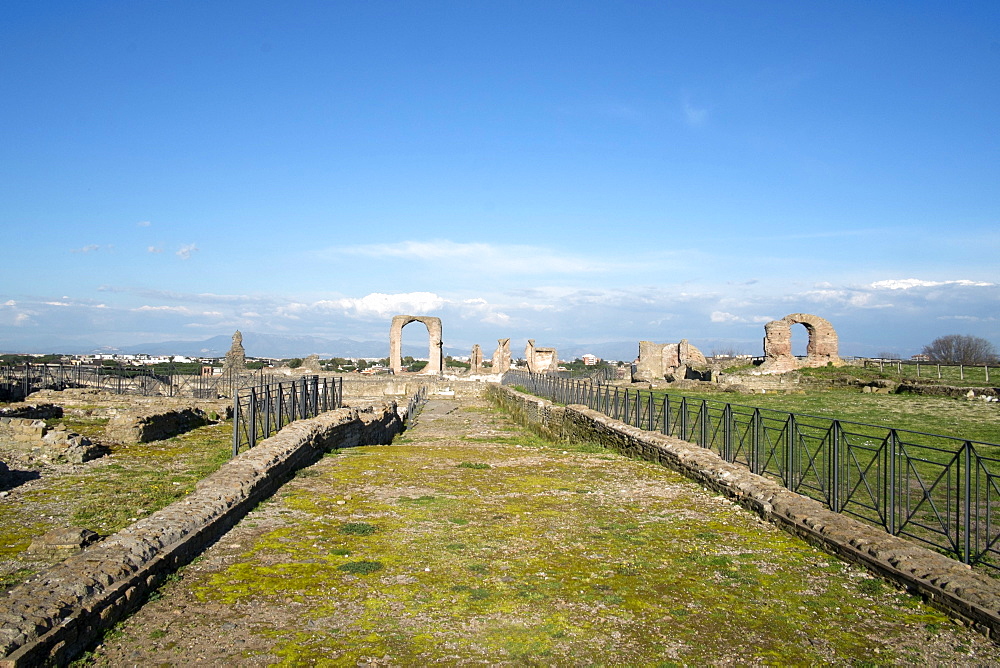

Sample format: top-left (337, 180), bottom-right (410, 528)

top-left (649, 387), bottom-right (1000, 446)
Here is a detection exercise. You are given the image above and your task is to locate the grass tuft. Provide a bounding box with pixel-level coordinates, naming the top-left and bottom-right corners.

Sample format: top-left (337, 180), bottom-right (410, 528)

top-left (339, 522), bottom-right (377, 536)
top-left (337, 560), bottom-right (383, 575)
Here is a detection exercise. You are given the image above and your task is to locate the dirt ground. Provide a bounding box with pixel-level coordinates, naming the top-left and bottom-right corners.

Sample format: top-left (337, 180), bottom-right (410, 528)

top-left (79, 397), bottom-right (1000, 666)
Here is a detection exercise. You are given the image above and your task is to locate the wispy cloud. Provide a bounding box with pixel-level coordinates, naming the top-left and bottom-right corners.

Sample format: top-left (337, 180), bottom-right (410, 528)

top-left (937, 315), bottom-right (997, 322)
top-left (71, 244), bottom-right (110, 253)
top-left (136, 220), bottom-right (151, 227)
top-left (324, 240), bottom-right (623, 275)
top-left (870, 278), bottom-right (995, 290)
top-left (710, 311), bottom-right (773, 324)
top-left (147, 246), bottom-right (163, 254)
top-left (97, 286), bottom-right (267, 305)
top-left (176, 244), bottom-right (199, 260)
top-left (682, 94), bottom-right (708, 127)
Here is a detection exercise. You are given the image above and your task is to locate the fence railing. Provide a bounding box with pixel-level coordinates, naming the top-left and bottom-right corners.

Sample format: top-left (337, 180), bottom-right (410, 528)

top-left (232, 376), bottom-right (343, 456)
top-left (0, 363), bottom-right (277, 400)
top-left (862, 359), bottom-right (997, 384)
top-left (502, 370), bottom-right (1000, 570)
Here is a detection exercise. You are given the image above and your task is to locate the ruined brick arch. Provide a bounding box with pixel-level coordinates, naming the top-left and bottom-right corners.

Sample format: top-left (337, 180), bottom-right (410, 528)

top-left (759, 313), bottom-right (842, 374)
top-left (389, 315), bottom-right (443, 375)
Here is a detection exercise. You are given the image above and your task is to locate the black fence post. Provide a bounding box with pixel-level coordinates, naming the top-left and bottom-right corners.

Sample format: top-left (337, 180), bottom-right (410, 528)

top-left (888, 429), bottom-right (897, 535)
top-left (662, 395), bottom-right (670, 436)
top-left (248, 387), bottom-right (258, 450)
top-left (963, 442), bottom-right (972, 564)
top-left (700, 399), bottom-right (709, 448)
top-left (278, 382), bottom-right (285, 427)
top-left (752, 408), bottom-right (761, 475)
top-left (785, 414), bottom-right (795, 489)
top-left (723, 403), bottom-right (732, 462)
top-left (831, 420), bottom-right (841, 512)
top-left (232, 390), bottom-right (241, 457)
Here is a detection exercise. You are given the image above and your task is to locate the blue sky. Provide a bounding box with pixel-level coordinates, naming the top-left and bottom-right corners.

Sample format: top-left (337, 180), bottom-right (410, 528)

top-left (1, 1), bottom-right (997, 359)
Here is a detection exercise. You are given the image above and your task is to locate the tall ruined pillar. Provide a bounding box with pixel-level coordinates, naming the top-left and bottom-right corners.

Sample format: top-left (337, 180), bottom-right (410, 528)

top-left (470, 344), bottom-right (483, 374)
top-left (492, 338), bottom-right (511, 373)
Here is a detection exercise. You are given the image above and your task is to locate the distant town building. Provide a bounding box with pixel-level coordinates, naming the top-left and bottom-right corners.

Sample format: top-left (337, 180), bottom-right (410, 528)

top-left (581, 354), bottom-right (600, 366)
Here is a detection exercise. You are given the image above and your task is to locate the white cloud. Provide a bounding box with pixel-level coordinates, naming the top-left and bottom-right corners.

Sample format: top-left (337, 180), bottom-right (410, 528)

top-left (137, 220), bottom-right (151, 227)
top-left (71, 244), bottom-right (102, 253)
top-left (324, 292), bottom-right (448, 319)
top-left (176, 244), bottom-right (198, 260)
top-left (870, 278), bottom-right (994, 290)
top-left (148, 246), bottom-right (163, 253)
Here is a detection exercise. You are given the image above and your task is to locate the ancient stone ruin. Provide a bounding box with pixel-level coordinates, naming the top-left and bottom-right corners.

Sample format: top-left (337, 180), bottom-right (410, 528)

top-left (492, 338), bottom-right (511, 374)
top-left (469, 344), bottom-right (483, 374)
top-left (757, 313), bottom-right (842, 374)
top-left (221, 330), bottom-right (247, 373)
top-left (632, 339), bottom-right (708, 382)
top-left (301, 354), bottom-right (322, 373)
top-left (0, 404), bottom-right (107, 464)
top-left (103, 405), bottom-right (213, 445)
top-left (389, 315), bottom-right (443, 375)
top-left (525, 339), bottom-right (559, 373)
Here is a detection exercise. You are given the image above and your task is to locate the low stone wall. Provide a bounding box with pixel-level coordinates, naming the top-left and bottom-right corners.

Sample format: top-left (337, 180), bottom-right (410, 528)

top-left (897, 383), bottom-right (1000, 399)
top-left (0, 401), bottom-right (405, 667)
top-left (103, 406), bottom-right (212, 444)
top-left (343, 377), bottom-right (489, 401)
top-left (0, 405), bottom-right (105, 465)
top-left (487, 385), bottom-right (1000, 640)
top-left (0, 404), bottom-right (63, 421)
top-left (0, 418), bottom-right (47, 444)
top-left (26, 388), bottom-right (232, 417)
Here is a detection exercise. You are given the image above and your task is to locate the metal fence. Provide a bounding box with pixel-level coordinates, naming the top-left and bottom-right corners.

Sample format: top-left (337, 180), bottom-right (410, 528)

top-left (0, 363), bottom-right (279, 400)
top-left (554, 365), bottom-right (626, 382)
top-left (231, 375), bottom-right (344, 456)
top-left (503, 370), bottom-right (1000, 570)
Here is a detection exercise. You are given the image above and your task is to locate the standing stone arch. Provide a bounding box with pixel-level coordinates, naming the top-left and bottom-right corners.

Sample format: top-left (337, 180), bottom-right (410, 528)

top-left (758, 313), bottom-right (841, 373)
top-left (389, 315), bottom-right (443, 375)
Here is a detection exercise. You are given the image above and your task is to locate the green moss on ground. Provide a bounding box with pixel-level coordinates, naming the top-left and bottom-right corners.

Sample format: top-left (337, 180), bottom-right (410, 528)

top-left (0, 421), bottom-right (232, 590)
top-left (187, 403), bottom-right (979, 666)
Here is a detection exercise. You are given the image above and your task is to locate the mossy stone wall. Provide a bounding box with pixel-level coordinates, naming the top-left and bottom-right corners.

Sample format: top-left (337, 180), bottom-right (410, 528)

top-left (0, 402), bottom-right (404, 667)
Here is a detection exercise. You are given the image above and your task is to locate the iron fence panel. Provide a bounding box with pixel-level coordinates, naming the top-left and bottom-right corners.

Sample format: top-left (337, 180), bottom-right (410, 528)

top-left (501, 370), bottom-right (1000, 569)
top-left (232, 376), bottom-right (343, 456)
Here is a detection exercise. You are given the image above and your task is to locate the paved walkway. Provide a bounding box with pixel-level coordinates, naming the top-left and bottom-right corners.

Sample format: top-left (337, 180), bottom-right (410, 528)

top-left (91, 396), bottom-right (1000, 666)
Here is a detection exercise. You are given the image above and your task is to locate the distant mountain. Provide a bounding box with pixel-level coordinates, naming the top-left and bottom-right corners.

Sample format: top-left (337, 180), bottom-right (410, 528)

top-left (113, 332), bottom-right (465, 360)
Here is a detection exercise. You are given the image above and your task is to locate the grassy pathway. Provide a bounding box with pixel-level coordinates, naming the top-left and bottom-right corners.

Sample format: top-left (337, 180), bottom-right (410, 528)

top-left (88, 396), bottom-right (1000, 666)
